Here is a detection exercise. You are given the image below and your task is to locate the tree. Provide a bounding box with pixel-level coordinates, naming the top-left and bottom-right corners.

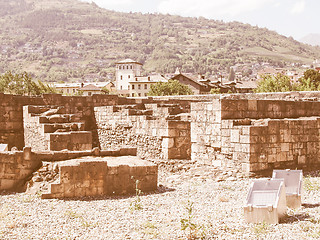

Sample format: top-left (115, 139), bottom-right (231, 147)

top-left (0, 71), bottom-right (57, 96)
top-left (101, 86), bottom-right (110, 94)
top-left (210, 87), bottom-right (221, 94)
top-left (148, 80), bottom-right (193, 96)
top-left (254, 73), bottom-right (294, 93)
top-left (298, 69), bottom-right (320, 89)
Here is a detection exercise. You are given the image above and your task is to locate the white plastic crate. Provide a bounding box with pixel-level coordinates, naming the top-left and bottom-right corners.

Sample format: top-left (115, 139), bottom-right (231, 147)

top-left (272, 169), bottom-right (303, 209)
top-left (244, 179), bottom-right (287, 224)
top-left (0, 144), bottom-right (8, 152)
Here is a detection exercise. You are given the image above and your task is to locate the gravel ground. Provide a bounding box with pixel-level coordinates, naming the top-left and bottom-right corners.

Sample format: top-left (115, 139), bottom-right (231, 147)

top-left (1, 164), bottom-right (320, 240)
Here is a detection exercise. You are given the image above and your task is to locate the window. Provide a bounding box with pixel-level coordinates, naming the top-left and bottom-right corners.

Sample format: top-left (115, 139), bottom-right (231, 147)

top-left (128, 75), bottom-right (130, 79)
top-left (138, 93), bottom-right (141, 97)
top-left (120, 75), bottom-right (123, 80)
top-left (144, 84), bottom-right (147, 89)
top-left (120, 86), bottom-right (122, 90)
top-left (67, 89), bottom-right (69, 93)
top-left (132, 93), bottom-right (135, 97)
top-left (88, 92), bottom-right (92, 96)
top-left (132, 85), bottom-right (135, 90)
top-left (127, 66), bottom-right (129, 69)
top-left (130, 65), bottom-right (133, 69)
top-left (138, 84), bottom-right (141, 90)
top-left (135, 78), bottom-right (138, 81)
top-left (148, 76), bottom-right (150, 81)
top-left (73, 89), bottom-right (75, 93)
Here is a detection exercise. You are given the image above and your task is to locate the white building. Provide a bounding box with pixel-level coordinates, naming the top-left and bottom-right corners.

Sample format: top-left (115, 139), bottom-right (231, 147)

top-left (115, 59), bottom-right (142, 91)
top-left (115, 59), bottom-right (167, 97)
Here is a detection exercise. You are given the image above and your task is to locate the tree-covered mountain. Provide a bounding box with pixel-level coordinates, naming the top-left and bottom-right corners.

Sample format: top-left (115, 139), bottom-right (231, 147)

top-left (0, 0), bottom-right (320, 82)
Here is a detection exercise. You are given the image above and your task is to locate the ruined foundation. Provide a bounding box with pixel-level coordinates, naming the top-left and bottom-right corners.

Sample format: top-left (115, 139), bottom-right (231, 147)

top-left (42, 156), bottom-right (157, 199)
top-left (2, 91), bottom-right (320, 196)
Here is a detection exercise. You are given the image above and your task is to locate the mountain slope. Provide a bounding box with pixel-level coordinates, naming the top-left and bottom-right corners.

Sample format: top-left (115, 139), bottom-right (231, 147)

top-left (0, 0), bottom-right (320, 82)
top-left (300, 34), bottom-right (320, 47)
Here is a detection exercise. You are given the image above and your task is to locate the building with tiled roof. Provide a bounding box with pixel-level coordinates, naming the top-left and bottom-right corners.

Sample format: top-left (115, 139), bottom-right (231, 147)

top-left (115, 59), bottom-right (167, 97)
top-left (53, 82), bottom-right (115, 96)
top-left (171, 73), bottom-right (211, 94)
top-left (128, 74), bottom-right (168, 97)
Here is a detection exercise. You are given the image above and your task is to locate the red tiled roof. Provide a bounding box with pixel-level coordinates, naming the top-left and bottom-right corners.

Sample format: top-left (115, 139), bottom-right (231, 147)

top-left (79, 84), bottom-right (101, 91)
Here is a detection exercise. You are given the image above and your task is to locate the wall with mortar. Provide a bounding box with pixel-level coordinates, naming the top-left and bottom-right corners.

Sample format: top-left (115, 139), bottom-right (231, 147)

top-left (191, 98), bottom-right (320, 173)
top-left (94, 103), bottom-right (191, 160)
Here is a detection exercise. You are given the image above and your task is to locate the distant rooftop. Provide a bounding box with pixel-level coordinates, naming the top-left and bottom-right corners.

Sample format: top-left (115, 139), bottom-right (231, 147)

top-left (129, 74), bottom-right (168, 83)
top-left (116, 59), bottom-right (142, 65)
top-left (53, 82), bottom-right (111, 89)
top-left (79, 84), bottom-right (101, 91)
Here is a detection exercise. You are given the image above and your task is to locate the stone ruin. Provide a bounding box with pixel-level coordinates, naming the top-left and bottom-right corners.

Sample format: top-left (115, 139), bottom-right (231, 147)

top-left (41, 156), bottom-right (157, 199)
top-left (2, 91), bottom-right (320, 197)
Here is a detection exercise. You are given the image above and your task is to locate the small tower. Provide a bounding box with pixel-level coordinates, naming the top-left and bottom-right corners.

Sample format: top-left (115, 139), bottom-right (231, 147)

top-left (115, 59), bottom-right (142, 91)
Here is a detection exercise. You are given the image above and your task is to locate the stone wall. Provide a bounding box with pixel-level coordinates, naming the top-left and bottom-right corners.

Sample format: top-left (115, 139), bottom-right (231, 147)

top-left (0, 147), bottom-right (137, 191)
top-left (4, 91), bottom-right (320, 176)
top-left (94, 103), bottom-right (191, 160)
top-left (243, 118), bottom-right (320, 172)
top-left (0, 147), bottom-right (42, 191)
top-left (0, 93), bottom-right (121, 150)
top-left (191, 97), bottom-right (320, 173)
top-left (23, 105), bottom-right (92, 151)
top-left (42, 156), bottom-right (157, 199)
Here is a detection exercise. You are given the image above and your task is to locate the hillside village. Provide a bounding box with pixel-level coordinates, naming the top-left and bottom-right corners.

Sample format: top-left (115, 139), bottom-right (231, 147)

top-left (54, 58), bottom-right (320, 96)
top-left (2, 0), bottom-right (320, 85)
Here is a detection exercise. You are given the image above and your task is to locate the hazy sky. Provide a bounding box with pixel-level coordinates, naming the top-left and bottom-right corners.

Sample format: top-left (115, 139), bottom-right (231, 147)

top-left (81, 0), bottom-right (318, 40)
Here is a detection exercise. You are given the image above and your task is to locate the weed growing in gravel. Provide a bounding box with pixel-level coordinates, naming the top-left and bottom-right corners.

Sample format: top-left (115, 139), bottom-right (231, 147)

top-left (65, 210), bottom-right (97, 228)
top-left (304, 177), bottom-right (320, 191)
top-left (81, 219), bottom-right (98, 228)
top-left (252, 222), bottom-right (269, 236)
top-left (180, 199), bottom-right (198, 239)
top-left (300, 222), bottom-right (314, 232)
top-left (219, 185), bottom-right (235, 191)
top-left (308, 229), bottom-right (320, 238)
top-left (65, 210), bottom-right (82, 219)
top-left (130, 178), bottom-right (142, 211)
top-left (143, 221), bottom-right (158, 237)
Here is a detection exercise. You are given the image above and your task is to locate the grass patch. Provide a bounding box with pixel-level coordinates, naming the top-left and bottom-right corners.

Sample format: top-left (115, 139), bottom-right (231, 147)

top-left (252, 222), bottom-right (269, 236)
top-left (304, 177), bottom-right (320, 191)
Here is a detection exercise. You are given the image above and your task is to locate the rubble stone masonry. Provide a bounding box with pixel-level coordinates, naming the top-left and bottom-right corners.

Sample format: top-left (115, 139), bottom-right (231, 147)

top-left (3, 91), bottom-right (320, 184)
top-left (94, 103), bottom-right (191, 160)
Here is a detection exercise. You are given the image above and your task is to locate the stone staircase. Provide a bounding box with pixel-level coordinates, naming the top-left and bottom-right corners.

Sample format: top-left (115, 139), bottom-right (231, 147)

top-left (24, 105), bottom-right (92, 151)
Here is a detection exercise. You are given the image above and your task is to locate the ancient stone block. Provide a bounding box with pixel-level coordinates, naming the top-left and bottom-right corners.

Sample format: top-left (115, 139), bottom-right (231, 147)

top-left (230, 129), bottom-right (240, 143)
